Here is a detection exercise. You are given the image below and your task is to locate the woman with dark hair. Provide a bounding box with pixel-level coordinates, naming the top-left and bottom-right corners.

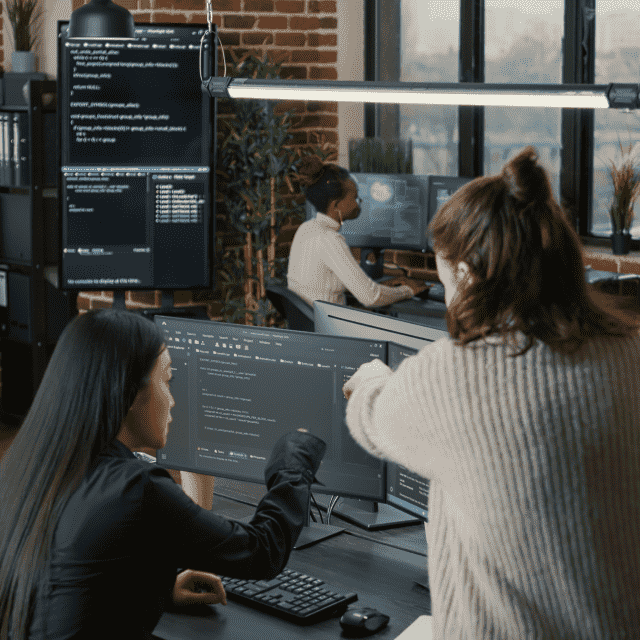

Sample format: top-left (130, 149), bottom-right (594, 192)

top-left (0, 309), bottom-right (325, 640)
top-left (343, 147), bottom-right (640, 638)
top-left (287, 155), bottom-right (426, 307)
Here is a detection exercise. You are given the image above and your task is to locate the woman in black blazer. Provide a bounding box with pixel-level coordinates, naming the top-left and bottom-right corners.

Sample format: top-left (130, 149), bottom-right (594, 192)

top-left (0, 309), bottom-right (325, 640)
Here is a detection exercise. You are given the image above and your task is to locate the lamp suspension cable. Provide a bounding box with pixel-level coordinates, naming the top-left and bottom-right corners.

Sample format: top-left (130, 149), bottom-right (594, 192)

top-left (200, 0), bottom-right (227, 83)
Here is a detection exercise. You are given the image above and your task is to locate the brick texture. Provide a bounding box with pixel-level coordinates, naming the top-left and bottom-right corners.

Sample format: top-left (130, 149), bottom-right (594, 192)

top-left (67, 0), bottom-right (340, 317)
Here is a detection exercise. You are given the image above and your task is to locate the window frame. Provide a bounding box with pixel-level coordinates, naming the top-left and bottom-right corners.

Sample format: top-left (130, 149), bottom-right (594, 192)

top-left (364, 0), bottom-right (619, 246)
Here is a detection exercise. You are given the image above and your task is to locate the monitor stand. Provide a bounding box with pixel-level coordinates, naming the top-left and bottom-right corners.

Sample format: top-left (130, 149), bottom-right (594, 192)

top-left (111, 290), bottom-right (209, 320)
top-left (314, 495), bottom-right (421, 530)
top-left (358, 247), bottom-right (385, 281)
top-left (293, 493), bottom-right (345, 550)
top-left (240, 492), bottom-right (345, 550)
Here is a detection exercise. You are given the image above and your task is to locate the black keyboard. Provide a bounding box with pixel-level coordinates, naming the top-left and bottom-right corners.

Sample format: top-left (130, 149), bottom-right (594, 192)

top-left (219, 568), bottom-right (358, 625)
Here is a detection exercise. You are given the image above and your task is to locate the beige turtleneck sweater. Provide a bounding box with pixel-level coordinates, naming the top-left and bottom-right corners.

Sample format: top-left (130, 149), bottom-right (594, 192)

top-left (287, 213), bottom-right (413, 307)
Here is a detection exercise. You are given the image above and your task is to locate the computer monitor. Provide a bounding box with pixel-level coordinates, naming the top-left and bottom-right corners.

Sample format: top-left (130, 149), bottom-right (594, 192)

top-left (155, 315), bottom-right (390, 547)
top-left (305, 173), bottom-right (471, 278)
top-left (314, 300), bottom-right (447, 529)
top-left (57, 22), bottom-right (215, 291)
top-left (385, 343), bottom-right (430, 521)
top-left (314, 300), bottom-right (448, 351)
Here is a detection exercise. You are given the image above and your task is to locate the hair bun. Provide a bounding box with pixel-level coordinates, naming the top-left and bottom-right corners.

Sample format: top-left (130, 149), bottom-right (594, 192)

top-left (501, 145), bottom-right (551, 205)
top-left (297, 155), bottom-right (326, 187)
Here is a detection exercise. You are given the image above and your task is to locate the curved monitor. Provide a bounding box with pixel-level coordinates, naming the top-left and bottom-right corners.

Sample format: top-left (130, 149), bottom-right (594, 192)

top-left (155, 316), bottom-right (389, 501)
top-left (313, 300), bottom-right (448, 350)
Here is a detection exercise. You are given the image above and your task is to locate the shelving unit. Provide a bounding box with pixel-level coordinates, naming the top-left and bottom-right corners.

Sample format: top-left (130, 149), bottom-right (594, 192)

top-left (0, 79), bottom-right (77, 425)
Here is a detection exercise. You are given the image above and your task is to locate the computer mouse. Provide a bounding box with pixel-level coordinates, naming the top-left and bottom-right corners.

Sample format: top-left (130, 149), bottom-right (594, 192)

top-left (339, 606), bottom-right (390, 636)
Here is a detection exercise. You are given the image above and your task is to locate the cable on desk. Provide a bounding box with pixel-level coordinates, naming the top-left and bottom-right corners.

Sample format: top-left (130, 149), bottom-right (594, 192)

top-left (310, 493), bottom-right (324, 524)
top-left (326, 495), bottom-right (340, 525)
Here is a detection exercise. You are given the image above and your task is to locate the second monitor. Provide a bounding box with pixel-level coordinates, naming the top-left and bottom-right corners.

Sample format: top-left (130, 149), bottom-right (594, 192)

top-left (305, 173), bottom-right (471, 278)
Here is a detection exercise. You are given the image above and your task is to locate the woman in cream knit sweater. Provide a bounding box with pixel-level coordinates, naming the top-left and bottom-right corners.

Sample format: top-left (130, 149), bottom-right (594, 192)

top-left (344, 147), bottom-right (640, 639)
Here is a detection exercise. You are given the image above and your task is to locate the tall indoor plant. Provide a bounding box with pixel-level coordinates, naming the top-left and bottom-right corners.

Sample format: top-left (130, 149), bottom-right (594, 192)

top-left (4, 0), bottom-right (43, 72)
top-left (216, 51), bottom-right (307, 327)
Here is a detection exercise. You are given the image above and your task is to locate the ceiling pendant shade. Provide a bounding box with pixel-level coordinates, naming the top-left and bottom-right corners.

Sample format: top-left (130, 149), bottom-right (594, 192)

top-left (68, 0), bottom-right (135, 39)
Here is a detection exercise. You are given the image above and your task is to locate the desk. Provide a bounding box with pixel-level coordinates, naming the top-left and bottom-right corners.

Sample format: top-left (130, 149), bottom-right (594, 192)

top-left (152, 479), bottom-right (431, 640)
top-left (381, 298), bottom-right (448, 331)
top-left (345, 287), bottom-right (448, 332)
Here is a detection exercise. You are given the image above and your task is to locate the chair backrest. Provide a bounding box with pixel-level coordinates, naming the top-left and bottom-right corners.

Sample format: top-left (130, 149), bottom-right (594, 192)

top-left (266, 285), bottom-right (315, 332)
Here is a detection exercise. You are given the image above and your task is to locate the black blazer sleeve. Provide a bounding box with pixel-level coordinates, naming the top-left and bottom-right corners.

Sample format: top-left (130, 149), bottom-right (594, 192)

top-left (145, 431), bottom-right (325, 580)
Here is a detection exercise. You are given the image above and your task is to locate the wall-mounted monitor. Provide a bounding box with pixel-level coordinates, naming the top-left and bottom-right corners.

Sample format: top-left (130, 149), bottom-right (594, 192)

top-left (57, 22), bottom-right (216, 291)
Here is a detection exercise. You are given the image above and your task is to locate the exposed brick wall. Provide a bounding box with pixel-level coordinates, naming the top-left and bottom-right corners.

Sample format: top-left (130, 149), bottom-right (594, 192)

top-left (70, 0), bottom-right (340, 317)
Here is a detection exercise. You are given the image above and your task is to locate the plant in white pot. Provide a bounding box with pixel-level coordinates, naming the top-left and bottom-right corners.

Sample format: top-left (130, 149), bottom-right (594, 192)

top-left (3, 0), bottom-right (43, 73)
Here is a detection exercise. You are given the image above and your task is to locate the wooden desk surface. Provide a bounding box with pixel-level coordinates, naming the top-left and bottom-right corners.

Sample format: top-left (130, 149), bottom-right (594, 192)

top-left (153, 479), bottom-right (430, 640)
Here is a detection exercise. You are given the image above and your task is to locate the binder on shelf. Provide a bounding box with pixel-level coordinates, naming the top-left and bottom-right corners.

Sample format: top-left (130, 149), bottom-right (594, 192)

top-left (0, 114), bottom-right (5, 186)
top-left (3, 114), bottom-right (11, 186)
top-left (12, 112), bottom-right (28, 187)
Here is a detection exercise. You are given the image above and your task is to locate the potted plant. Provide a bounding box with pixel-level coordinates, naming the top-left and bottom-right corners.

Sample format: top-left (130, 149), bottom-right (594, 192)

top-left (3, 0), bottom-right (43, 73)
top-left (216, 51), bottom-right (307, 327)
top-left (348, 137), bottom-right (413, 174)
top-left (608, 139), bottom-right (640, 255)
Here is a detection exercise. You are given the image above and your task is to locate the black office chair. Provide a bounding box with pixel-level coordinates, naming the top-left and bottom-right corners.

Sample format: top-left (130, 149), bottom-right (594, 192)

top-left (266, 285), bottom-right (315, 332)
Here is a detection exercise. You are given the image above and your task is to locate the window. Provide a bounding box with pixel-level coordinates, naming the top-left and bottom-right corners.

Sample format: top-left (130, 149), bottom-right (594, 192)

top-left (484, 3), bottom-right (564, 198)
top-left (591, 2), bottom-right (640, 237)
top-left (400, 0), bottom-right (459, 176)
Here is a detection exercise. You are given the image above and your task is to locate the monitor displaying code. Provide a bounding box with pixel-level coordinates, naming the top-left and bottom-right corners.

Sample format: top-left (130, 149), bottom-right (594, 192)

top-left (58, 23), bottom-right (214, 290)
top-left (156, 317), bottom-right (389, 501)
top-left (386, 342), bottom-right (430, 520)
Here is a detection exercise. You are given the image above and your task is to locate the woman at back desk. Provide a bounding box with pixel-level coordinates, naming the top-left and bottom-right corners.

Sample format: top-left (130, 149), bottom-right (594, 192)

top-left (287, 156), bottom-right (426, 307)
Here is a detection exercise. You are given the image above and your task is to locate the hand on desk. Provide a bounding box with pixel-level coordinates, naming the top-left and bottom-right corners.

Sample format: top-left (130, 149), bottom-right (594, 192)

top-left (172, 569), bottom-right (227, 607)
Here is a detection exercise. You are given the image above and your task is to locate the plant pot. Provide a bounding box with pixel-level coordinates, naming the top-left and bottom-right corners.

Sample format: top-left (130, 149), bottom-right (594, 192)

top-left (611, 231), bottom-right (632, 255)
top-left (12, 52), bottom-right (35, 73)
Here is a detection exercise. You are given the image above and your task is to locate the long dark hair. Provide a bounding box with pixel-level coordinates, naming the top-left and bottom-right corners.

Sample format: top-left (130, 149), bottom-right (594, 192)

top-left (297, 155), bottom-right (352, 213)
top-left (0, 309), bottom-right (165, 640)
top-left (428, 146), bottom-right (640, 356)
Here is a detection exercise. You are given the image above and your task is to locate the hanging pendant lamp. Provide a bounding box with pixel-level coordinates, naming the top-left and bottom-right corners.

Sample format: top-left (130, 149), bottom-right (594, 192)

top-left (68, 0), bottom-right (135, 40)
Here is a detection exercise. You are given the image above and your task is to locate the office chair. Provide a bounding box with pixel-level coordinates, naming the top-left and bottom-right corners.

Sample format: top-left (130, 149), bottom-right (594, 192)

top-left (265, 285), bottom-right (315, 332)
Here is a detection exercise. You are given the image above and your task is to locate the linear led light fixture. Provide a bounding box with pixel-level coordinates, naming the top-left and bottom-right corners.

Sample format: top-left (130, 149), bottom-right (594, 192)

top-left (203, 78), bottom-right (640, 110)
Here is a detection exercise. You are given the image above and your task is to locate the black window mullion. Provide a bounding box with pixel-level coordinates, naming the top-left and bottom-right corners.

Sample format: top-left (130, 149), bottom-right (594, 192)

top-left (363, 0), bottom-right (378, 138)
top-left (458, 0), bottom-right (484, 178)
top-left (364, 0), bottom-right (401, 140)
top-left (561, 0), bottom-right (595, 234)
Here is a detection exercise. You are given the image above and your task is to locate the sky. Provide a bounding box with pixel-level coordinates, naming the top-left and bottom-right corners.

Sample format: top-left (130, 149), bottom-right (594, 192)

top-left (401, 0), bottom-right (640, 57)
